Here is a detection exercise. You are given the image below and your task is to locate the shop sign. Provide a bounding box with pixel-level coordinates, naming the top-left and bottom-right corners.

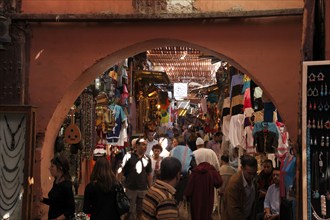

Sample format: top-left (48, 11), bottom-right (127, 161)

top-left (174, 83), bottom-right (188, 99)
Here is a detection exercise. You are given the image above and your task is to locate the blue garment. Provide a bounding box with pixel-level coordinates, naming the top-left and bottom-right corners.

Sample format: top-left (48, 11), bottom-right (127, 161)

top-left (106, 104), bottom-right (128, 144)
top-left (109, 104), bottom-right (127, 121)
top-left (253, 122), bottom-right (279, 139)
top-left (242, 80), bottom-right (251, 94)
top-left (170, 145), bottom-right (193, 174)
top-left (283, 156), bottom-right (296, 192)
top-left (264, 102), bottom-right (275, 122)
top-left (264, 184), bottom-right (280, 215)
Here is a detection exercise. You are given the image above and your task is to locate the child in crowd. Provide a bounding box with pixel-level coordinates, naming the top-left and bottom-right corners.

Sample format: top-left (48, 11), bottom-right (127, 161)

top-left (151, 144), bottom-right (163, 183)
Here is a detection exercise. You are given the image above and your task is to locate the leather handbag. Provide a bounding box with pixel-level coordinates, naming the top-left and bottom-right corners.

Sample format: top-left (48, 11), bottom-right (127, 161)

top-left (114, 183), bottom-right (130, 216)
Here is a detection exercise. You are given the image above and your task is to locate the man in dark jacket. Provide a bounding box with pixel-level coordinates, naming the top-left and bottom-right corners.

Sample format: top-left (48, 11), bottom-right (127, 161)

top-left (222, 155), bottom-right (258, 220)
top-left (257, 159), bottom-right (274, 214)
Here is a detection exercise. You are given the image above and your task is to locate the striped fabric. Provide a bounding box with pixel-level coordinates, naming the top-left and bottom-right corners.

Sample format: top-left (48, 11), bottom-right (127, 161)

top-left (142, 180), bottom-right (179, 220)
top-left (230, 74), bottom-right (244, 116)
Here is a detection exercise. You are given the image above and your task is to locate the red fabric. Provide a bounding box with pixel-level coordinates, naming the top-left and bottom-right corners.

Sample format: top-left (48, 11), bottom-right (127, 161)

top-left (243, 87), bottom-right (252, 109)
top-left (185, 162), bottom-right (222, 220)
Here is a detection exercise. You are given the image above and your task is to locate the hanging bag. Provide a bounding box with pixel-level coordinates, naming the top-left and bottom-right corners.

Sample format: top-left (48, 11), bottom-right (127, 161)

top-left (114, 183), bottom-right (130, 216)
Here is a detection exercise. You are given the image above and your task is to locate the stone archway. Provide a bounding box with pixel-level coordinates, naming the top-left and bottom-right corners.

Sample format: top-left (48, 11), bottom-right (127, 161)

top-left (29, 17), bottom-right (302, 217)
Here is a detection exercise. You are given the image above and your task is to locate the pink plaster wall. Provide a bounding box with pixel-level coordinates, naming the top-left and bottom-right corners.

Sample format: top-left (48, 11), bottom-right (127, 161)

top-left (193, 0), bottom-right (303, 12)
top-left (21, 0), bottom-right (303, 14)
top-left (29, 16), bottom-right (302, 205)
top-left (21, 0), bottom-right (134, 14)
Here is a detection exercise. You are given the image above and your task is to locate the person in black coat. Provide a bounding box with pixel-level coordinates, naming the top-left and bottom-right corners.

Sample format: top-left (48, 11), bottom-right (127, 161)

top-left (40, 155), bottom-right (75, 220)
top-left (83, 157), bottom-right (120, 220)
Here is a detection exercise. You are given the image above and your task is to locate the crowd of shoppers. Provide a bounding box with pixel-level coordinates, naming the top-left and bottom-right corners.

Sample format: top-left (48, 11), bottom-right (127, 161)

top-left (39, 124), bottom-right (283, 220)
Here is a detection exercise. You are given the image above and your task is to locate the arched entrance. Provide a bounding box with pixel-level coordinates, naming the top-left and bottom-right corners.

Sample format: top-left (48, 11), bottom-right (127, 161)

top-left (29, 16), bottom-right (302, 216)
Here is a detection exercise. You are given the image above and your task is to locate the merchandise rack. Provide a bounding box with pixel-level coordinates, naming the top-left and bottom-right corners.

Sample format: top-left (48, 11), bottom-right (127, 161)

top-left (302, 61), bottom-right (330, 220)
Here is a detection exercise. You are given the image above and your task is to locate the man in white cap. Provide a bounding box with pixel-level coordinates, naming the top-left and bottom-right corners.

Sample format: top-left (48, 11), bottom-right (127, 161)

top-left (193, 137), bottom-right (220, 172)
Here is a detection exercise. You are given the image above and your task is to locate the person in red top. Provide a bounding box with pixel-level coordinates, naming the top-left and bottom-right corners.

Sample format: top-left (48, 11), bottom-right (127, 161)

top-left (185, 162), bottom-right (222, 220)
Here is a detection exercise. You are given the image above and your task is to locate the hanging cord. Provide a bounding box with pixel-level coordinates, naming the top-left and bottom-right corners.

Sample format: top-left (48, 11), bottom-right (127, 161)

top-left (313, 151), bottom-right (320, 199)
top-left (308, 128), bottom-right (312, 219)
top-left (314, 152), bottom-right (318, 193)
top-left (320, 152), bottom-right (325, 178)
top-left (327, 152), bottom-right (330, 190)
top-left (314, 152), bottom-right (319, 191)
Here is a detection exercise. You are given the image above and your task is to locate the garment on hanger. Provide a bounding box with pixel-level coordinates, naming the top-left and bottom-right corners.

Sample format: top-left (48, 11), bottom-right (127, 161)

top-left (229, 74), bottom-right (244, 99)
top-left (275, 121), bottom-right (289, 158)
top-left (228, 114), bottom-right (245, 149)
top-left (242, 125), bottom-right (256, 155)
top-left (253, 122), bottom-right (279, 138)
top-left (230, 74), bottom-right (244, 116)
top-left (222, 97), bottom-right (231, 140)
top-left (243, 87), bottom-right (252, 109)
top-left (222, 97), bottom-right (231, 117)
top-left (264, 102), bottom-right (276, 122)
top-left (253, 127), bottom-right (278, 153)
top-left (253, 87), bottom-right (264, 111)
top-left (254, 110), bottom-right (264, 122)
top-left (106, 105), bottom-right (127, 145)
top-left (231, 95), bottom-right (244, 116)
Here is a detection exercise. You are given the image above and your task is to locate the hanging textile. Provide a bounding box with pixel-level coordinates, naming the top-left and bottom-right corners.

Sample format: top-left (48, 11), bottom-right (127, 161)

top-left (253, 122), bottom-right (279, 138)
top-left (221, 97), bottom-right (231, 140)
top-left (242, 75), bottom-right (252, 109)
top-left (253, 86), bottom-right (264, 111)
top-left (275, 121), bottom-right (289, 158)
top-left (264, 102), bottom-right (276, 122)
top-left (242, 125), bottom-right (256, 155)
top-left (228, 114), bottom-right (245, 149)
top-left (280, 154), bottom-right (296, 198)
top-left (253, 122), bottom-right (279, 154)
top-left (230, 74), bottom-right (244, 116)
top-left (106, 104), bottom-right (127, 145)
